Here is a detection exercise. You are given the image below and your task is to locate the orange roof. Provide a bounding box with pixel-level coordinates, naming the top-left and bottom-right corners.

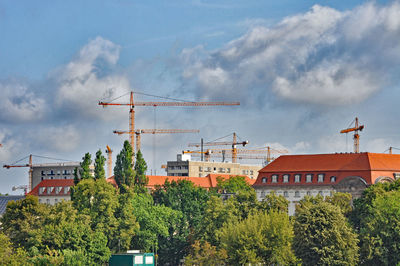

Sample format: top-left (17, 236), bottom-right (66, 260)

top-left (259, 153), bottom-right (400, 173)
top-left (29, 179), bottom-right (74, 196)
top-left (147, 174), bottom-right (254, 189)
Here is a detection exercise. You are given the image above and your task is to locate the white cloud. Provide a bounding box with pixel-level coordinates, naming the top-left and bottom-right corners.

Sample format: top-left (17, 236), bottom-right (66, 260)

top-left (0, 130), bottom-right (20, 162)
top-left (0, 82), bottom-right (46, 122)
top-left (56, 36), bottom-right (130, 120)
top-left (35, 125), bottom-right (80, 152)
top-left (181, 2), bottom-right (400, 105)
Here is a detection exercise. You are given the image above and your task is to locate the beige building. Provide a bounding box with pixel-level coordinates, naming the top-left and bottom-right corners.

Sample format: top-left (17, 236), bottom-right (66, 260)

top-left (165, 154), bottom-right (261, 179)
top-left (31, 162), bottom-right (81, 190)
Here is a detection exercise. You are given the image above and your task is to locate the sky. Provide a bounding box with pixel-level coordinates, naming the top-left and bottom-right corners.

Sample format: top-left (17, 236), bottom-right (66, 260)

top-left (1, 0), bottom-right (400, 194)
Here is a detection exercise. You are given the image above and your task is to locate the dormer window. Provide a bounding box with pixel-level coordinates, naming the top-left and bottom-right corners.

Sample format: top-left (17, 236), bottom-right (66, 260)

top-left (306, 174), bottom-right (313, 183)
top-left (330, 176), bottom-right (337, 183)
top-left (295, 174), bottom-right (301, 183)
top-left (39, 187), bottom-right (45, 195)
top-left (283, 174), bottom-right (289, 183)
top-left (47, 187), bottom-right (53, 194)
top-left (64, 187), bottom-right (70, 194)
top-left (271, 175), bottom-right (278, 183)
top-left (317, 174), bottom-right (325, 183)
top-left (262, 177), bottom-right (267, 183)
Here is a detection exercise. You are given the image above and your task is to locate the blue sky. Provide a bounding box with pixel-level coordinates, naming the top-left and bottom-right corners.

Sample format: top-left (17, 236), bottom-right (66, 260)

top-left (1, 0), bottom-right (400, 194)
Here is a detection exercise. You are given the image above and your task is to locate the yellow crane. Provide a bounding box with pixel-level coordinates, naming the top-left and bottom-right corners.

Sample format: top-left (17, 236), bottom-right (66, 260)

top-left (340, 117), bottom-right (364, 153)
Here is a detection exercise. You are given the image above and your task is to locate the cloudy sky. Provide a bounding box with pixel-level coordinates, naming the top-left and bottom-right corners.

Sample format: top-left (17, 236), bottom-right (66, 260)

top-left (1, 0), bottom-right (400, 194)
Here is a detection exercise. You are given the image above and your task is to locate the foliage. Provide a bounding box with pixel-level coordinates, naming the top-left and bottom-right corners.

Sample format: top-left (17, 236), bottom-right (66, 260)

top-left (216, 175), bottom-right (253, 194)
top-left (134, 150), bottom-right (148, 192)
top-left (0, 232), bottom-right (29, 266)
top-left (114, 140), bottom-right (135, 193)
top-left (358, 190), bottom-right (400, 265)
top-left (258, 191), bottom-right (289, 213)
top-left (218, 210), bottom-right (297, 265)
top-left (325, 192), bottom-right (353, 216)
top-left (293, 198), bottom-right (359, 266)
top-left (79, 152), bottom-right (92, 180)
top-left (184, 240), bottom-right (227, 266)
top-left (94, 149), bottom-right (106, 180)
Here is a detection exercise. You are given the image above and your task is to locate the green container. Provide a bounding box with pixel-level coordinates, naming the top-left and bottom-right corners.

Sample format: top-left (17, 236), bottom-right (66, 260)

top-left (109, 253), bottom-right (155, 266)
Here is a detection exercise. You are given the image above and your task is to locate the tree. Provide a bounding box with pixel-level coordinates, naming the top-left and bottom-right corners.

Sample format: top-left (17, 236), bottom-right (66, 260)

top-left (216, 175), bottom-right (253, 194)
top-left (358, 190), bottom-right (400, 265)
top-left (0, 232), bottom-right (29, 265)
top-left (293, 198), bottom-right (359, 265)
top-left (79, 152), bottom-right (92, 180)
top-left (325, 192), bottom-right (352, 216)
top-left (184, 240), bottom-right (227, 266)
top-left (114, 140), bottom-right (135, 193)
top-left (218, 210), bottom-right (297, 265)
top-left (94, 149), bottom-right (106, 180)
top-left (134, 150), bottom-right (148, 192)
top-left (258, 191), bottom-right (289, 213)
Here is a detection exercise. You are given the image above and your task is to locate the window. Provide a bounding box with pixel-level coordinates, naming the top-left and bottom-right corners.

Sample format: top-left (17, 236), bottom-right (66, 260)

top-left (295, 174), bottom-right (301, 183)
top-left (283, 174), bottom-right (289, 183)
top-left (41, 170), bottom-right (45, 175)
top-left (218, 168), bottom-right (225, 173)
top-left (199, 166), bottom-right (203, 172)
top-left (64, 176), bottom-right (67, 179)
top-left (51, 176), bottom-right (53, 180)
top-left (394, 173), bottom-right (400, 180)
top-left (317, 174), bottom-right (325, 183)
top-left (318, 191), bottom-right (323, 195)
top-left (39, 199), bottom-right (42, 203)
top-left (176, 166), bottom-right (181, 170)
top-left (250, 170), bottom-right (253, 175)
top-left (227, 168), bottom-right (231, 173)
top-left (47, 187), bottom-right (53, 194)
top-left (306, 191), bottom-right (311, 196)
top-left (183, 166), bottom-right (188, 170)
top-left (55, 199), bottom-right (58, 203)
top-left (283, 191), bottom-right (288, 197)
top-left (41, 177), bottom-right (44, 181)
top-left (272, 175), bottom-right (278, 183)
top-left (261, 190), bottom-right (265, 198)
top-left (57, 170), bottom-right (61, 175)
top-left (242, 170), bottom-right (246, 175)
top-left (39, 187), bottom-right (45, 195)
top-left (169, 166), bottom-right (175, 170)
top-left (64, 187), bottom-right (70, 194)
top-left (330, 176), bottom-right (337, 183)
top-left (262, 177), bottom-right (267, 183)
top-left (295, 191), bottom-right (300, 198)
top-left (56, 187), bottom-right (62, 194)
top-left (46, 199), bottom-right (50, 204)
top-left (306, 174), bottom-right (313, 183)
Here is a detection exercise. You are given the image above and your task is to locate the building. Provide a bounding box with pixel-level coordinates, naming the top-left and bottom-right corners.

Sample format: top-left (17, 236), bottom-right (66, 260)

top-left (31, 162), bottom-right (81, 190)
top-left (0, 195), bottom-right (25, 216)
top-left (253, 152), bottom-right (400, 215)
top-left (28, 179), bottom-right (74, 205)
top-left (165, 154), bottom-right (261, 179)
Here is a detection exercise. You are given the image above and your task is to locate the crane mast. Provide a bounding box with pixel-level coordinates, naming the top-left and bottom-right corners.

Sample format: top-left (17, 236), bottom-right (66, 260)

top-left (105, 145), bottom-right (113, 178)
top-left (340, 117), bottom-right (364, 153)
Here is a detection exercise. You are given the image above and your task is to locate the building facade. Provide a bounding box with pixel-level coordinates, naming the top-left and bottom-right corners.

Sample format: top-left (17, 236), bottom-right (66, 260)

top-left (28, 179), bottom-right (74, 205)
top-left (165, 154), bottom-right (261, 179)
top-left (253, 153), bottom-right (400, 215)
top-left (31, 162), bottom-right (81, 190)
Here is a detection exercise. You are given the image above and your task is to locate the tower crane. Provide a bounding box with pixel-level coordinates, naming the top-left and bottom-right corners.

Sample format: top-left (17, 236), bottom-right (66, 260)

top-left (105, 145), bottom-right (113, 178)
top-left (188, 133), bottom-right (249, 163)
top-left (114, 129), bottom-right (200, 154)
top-left (12, 185), bottom-right (28, 195)
top-left (99, 91), bottom-right (240, 163)
top-left (3, 155), bottom-right (33, 192)
top-left (340, 117), bottom-right (364, 153)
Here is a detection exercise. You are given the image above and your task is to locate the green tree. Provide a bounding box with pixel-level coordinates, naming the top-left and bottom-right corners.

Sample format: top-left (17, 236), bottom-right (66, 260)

top-left (79, 152), bottom-right (92, 180)
top-left (218, 210), bottom-right (297, 265)
top-left (94, 149), bottom-right (106, 180)
top-left (0, 232), bottom-right (29, 266)
top-left (325, 192), bottom-right (353, 216)
top-left (114, 140), bottom-right (135, 193)
top-left (184, 240), bottom-right (228, 266)
top-left (134, 150), bottom-right (148, 192)
top-left (358, 190), bottom-right (400, 265)
top-left (258, 191), bottom-right (289, 213)
top-left (1, 195), bottom-right (48, 251)
top-left (216, 175), bottom-right (253, 194)
top-left (293, 198), bottom-right (359, 265)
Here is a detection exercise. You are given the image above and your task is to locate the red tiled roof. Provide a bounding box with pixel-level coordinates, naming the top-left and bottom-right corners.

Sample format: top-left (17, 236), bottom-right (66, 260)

top-left (254, 152), bottom-right (400, 186)
top-left (29, 179), bottom-right (74, 196)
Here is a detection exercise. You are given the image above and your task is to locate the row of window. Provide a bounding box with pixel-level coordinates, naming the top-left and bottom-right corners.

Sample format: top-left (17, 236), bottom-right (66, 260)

top-left (39, 186), bottom-right (70, 195)
top-left (242, 170), bottom-right (254, 175)
top-left (169, 165), bottom-right (189, 170)
top-left (41, 169), bottom-right (73, 176)
top-left (261, 174), bottom-right (336, 184)
top-left (41, 176), bottom-right (70, 181)
top-left (199, 166), bottom-right (232, 173)
top-left (260, 190), bottom-right (330, 198)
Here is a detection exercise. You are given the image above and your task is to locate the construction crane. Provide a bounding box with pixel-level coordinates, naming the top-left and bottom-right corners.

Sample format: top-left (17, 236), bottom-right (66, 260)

top-left (340, 117), bottom-right (364, 153)
top-left (114, 129), bottom-right (200, 154)
top-left (105, 145), bottom-right (113, 178)
top-left (386, 147), bottom-right (400, 154)
top-left (3, 154), bottom-right (33, 192)
top-left (188, 133), bottom-right (249, 163)
top-left (12, 185), bottom-right (28, 195)
top-left (99, 91), bottom-right (240, 163)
